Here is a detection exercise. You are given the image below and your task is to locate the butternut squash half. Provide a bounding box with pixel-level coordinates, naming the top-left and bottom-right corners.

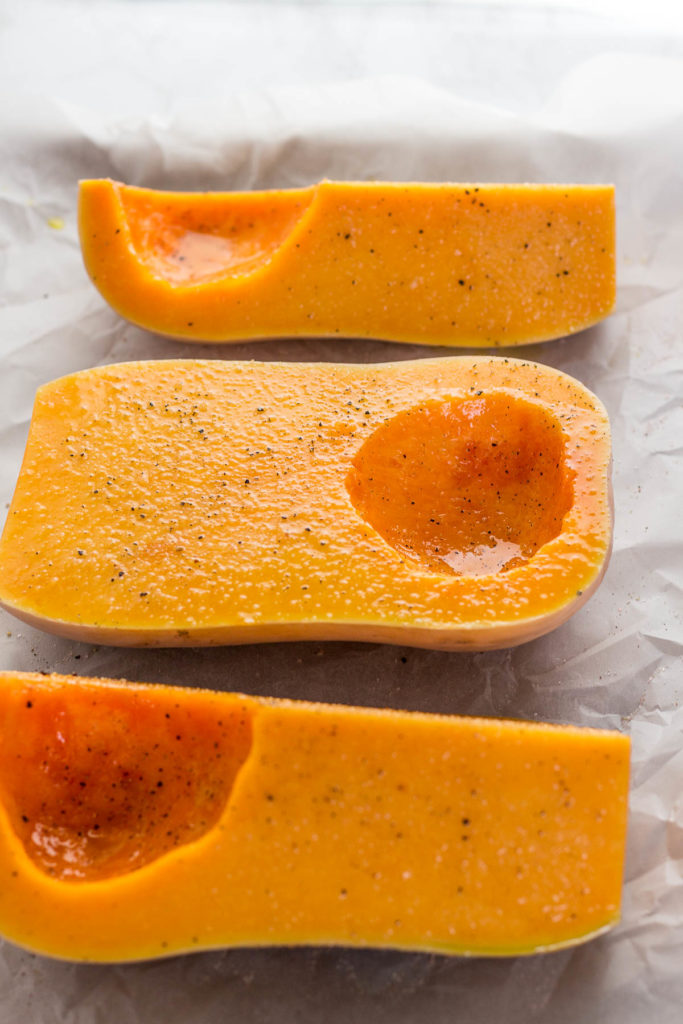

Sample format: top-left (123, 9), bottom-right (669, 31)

top-left (78, 179), bottom-right (615, 345)
top-left (0, 671), bottom-right (630, 962)
top-left (0, 357), bottom-right (611, 650)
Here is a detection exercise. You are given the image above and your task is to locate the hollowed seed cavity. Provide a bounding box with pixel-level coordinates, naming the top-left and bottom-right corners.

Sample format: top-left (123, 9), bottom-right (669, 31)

top-left (346, 394), bottom-right (573, 576)
top-left (0, 686), bottom-right (253, 881)
top-left (124, 187), bottom-right (315, 285)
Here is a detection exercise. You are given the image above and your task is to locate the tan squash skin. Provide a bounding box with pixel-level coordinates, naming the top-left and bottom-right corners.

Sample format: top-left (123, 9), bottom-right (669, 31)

top-left (78, 179), bottom-right (616, 346)
top-left (0, 672), bottom-right (630, 962)
top-left (0, 357), bottom-right (612, 650)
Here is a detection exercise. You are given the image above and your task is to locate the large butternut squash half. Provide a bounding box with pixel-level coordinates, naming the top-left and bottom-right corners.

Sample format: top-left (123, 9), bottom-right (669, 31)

top-left (78, 179), bottom-right (615, 345)
top-left (0, 671), bottom-right (629, 962)
top-left (0, 357), bottom-right (611, 650)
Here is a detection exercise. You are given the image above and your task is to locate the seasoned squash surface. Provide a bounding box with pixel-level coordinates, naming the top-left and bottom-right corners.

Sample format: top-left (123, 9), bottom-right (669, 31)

top-left (0, 672), bottom-right (630, 961)
top-left (0, 357), bottom-right (612, 650)
top-left (79, 179), bottom-right (615, 345)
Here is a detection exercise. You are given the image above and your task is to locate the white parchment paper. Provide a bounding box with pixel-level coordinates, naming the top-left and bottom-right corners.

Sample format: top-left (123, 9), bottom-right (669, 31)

top-left (0, 2), bottom-right (682, 1021)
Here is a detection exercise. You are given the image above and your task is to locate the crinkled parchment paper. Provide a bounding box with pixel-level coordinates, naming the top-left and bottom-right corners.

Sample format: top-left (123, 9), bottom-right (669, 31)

top-left (0, 2), bottom-right (682, 1021)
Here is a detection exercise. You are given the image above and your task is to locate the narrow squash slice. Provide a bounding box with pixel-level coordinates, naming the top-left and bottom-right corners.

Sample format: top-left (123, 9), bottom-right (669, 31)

top-left (0, 356), bottom-right (612, 650)
top-left (78, 178), bottom-right (615, 346)
top-left (0, 671), bottom-right (630, 962)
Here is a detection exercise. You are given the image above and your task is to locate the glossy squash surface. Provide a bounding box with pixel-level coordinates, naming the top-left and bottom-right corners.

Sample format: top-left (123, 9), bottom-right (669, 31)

top-left (0, 356), bottom-right (612, 650)
top-left (0, 358), bottom-right (610, 647)
top-left (0, 671), bottom-right (630, 962)
top-left (79, 179), bottom-right (615, 345)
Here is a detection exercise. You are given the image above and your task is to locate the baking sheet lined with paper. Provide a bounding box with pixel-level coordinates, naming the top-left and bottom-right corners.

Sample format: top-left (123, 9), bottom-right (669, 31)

top-left (0, 2), bottom-right (682, 1021)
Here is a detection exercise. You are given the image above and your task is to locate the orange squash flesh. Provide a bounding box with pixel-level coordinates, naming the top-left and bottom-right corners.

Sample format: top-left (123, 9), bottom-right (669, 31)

top-left (0, 671), bottom-right (630, 962)
top-left (0, 356), bottom-right (612, 650)
top-left (78, 179), bottom-right (615, 346)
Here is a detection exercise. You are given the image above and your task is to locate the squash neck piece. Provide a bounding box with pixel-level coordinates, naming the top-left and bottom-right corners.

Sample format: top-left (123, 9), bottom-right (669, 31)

top-left (79, 179), bottom-right (616, 345)
top-left (0, 677), bottom-right (254, 881)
